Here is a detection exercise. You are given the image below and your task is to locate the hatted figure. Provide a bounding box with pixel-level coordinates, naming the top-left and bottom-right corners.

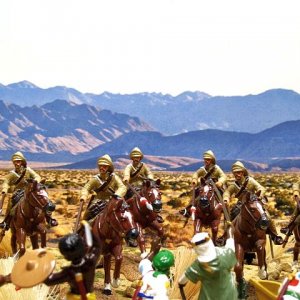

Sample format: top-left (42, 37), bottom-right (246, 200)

top-left (178, 229), bottom-right (237, 300)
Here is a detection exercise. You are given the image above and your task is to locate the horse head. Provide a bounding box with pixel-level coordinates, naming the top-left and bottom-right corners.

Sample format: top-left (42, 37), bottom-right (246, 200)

top-left (196, 180), bottom-right (214, 211)
top-left (106, 197), bottom-right (139, 247)
top-left (240, 190), bottom-right (270, 231)
top-left (25, 179), bottom-right (55, 214)
top-left (141, 179), bottom-right (162, 213)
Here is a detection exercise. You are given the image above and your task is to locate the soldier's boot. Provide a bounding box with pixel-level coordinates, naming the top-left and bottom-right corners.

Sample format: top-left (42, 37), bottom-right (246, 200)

top-left (45, 212), bottom-right (58, 227)
top-left (267, 219), bottom-right (284, 245)
top-left (156, 214), bottom-right (164, 223)
top-left (0, 214), bottom-right (12, 231)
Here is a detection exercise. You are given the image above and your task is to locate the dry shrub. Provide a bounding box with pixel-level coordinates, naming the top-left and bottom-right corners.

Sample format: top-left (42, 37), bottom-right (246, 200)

top-left (169, 246), bottom-right (200, 300)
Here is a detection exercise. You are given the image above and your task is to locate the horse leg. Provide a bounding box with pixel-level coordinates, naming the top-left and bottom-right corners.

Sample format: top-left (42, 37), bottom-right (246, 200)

top-left (37, 223), bottom-right (47, 248)
top-left (136, 223), bottom-right (146, 255)
top-left (194, 219), bottom-right (202, 234)
top-left (10, 229), bottom-right (17, 254)
top-left (256, 241), bottom-right (268, 279)
top-left (103, 253), bottom-right (112, 295)
top-left (30, 234), bottom-right (39, 249)
top-left (211, 220), bottom-right (220, 245)
top-left (150, 221), bottom-right (166, 245)
top-left (112, 244), bottom-right (123, 288)
top-left (234, 243), bottom-right (248, 299)
top-left (16, 228), bottom-right (26, 256)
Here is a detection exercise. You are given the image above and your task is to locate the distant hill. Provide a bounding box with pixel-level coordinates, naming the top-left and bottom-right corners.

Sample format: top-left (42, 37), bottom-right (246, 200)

top-left (1, 81), bottom-right (300, 134)
top-left (0, 99), bottom-right (152, 159)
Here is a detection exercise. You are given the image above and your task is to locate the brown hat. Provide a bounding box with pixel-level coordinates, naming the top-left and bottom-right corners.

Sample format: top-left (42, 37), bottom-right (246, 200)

top-left (203, 150), bottom-right (216, 164)
top-left (130, 147), bottom-right (143, 159)
top-left (11, 151), bottom-right (26, 162)
top-left (231, 161), bottom-right (249, 176)
top-left (11, 249), bottom-right (56, 288)
top-left (97, 154), bottom-right (114, 172)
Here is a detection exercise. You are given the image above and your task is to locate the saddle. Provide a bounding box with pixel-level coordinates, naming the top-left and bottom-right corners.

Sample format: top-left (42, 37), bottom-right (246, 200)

top-left (12, 189), bottom-right (25, 207)
top-left (86, 200), bottom-right (107, 220)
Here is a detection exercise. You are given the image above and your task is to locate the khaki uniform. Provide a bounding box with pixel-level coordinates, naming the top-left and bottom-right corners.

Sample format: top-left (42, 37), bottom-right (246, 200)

top-left (192, 165), bottom-right (227, 187)
top-left (1, 167), bottom-right (41, 194)
top-left (80, 172), bottom-right (127, 203)
top-left (223, 176), bottom-right (265, 203)
top-left (123, 163), bottom-right (154, 186)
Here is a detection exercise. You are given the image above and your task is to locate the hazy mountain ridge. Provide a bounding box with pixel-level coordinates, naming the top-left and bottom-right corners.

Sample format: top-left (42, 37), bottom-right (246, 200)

top-left (0, 99), bottom-right (153, 156)
top-left (1, 81), bottom-right (300, 134)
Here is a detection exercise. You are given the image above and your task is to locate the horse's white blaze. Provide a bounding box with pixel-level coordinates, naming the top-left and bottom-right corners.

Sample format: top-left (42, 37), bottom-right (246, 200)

top-left (123, 210), bottom-right (134, 223)
top-left (152, 189), bottom-right (159, 198)
top-left (256, 202), bottom-right (265, 215)
top-left (203, 185), bottom-right (210, 193)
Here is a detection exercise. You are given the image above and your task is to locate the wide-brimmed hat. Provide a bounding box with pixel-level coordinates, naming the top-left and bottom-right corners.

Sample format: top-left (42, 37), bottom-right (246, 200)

top-left (130, 147), bottom-right (144, 159)
top-left (231, 161), bottom-right (248, 176)
top-left (97, 154), bottom-right (114, 172)
top-left (11, 151), bottom-right (26, 162)
top-left (203, 150), bottom-right (216, 164)
top-left (191, 232), bottom-right (217, 262)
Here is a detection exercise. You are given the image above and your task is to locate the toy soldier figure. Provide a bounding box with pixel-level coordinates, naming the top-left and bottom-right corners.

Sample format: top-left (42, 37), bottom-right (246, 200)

top-left (0, 151), bottom-right (57, 230)
top-left (223, 161), bottom-right (283, 245)
top-left (178, 228), bottom-right (237, 300)
top-left (80, 154), bottom-right (127, 221)
top-left (192, 150), bottom-right (227, 191)
top-left (123, 147), bottom-right (154, 199)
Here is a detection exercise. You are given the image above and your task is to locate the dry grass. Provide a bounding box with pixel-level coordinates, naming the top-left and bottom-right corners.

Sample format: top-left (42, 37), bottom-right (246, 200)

top-left (0, 169), bottom-right (299, 299)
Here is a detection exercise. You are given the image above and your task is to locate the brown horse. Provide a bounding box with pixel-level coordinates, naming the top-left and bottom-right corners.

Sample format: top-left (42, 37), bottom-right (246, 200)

top-left (180, 180), bottom-right (223, 245)
top-left (126, 179), bottom-right (165, 255)
top-left (90, 197), bottom-right (139, 295)
top-left (10, 180), bottom-right (55, 256)
top-left (233, 190), bottom-right (270, 299)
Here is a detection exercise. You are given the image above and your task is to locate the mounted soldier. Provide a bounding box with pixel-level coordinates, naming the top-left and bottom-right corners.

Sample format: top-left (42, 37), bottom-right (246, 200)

top-left (0, 151), bottom-right (57, 230)
top-left (80, 154), bottom-right (127, 222)
top-left (223, 161), bottom-right (283, 245)
top-left (191, 150), bottom-right (227, 191)
top-left (123, 147), bottom-right (154, 199)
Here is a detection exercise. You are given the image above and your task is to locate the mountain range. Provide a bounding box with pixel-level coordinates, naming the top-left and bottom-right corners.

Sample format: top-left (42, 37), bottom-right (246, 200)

top-left (0, 81), bottom-right (300, 171)
top-left (1, 81), bottom-right (300, 134)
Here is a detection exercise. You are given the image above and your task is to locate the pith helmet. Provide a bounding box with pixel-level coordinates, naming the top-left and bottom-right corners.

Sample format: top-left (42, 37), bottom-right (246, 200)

top-left (97, 154), bottom-right (114, 172)
top-left (11, 151), bottom-right (26, 162)
top-left (231, 161), bottom-right (248, 176)
top-left (130, 147), bottom-right (143, 159)
top-left (152, 250), bottom-right (175, 273)
top-left (203, 150), bottom-right (216, 164)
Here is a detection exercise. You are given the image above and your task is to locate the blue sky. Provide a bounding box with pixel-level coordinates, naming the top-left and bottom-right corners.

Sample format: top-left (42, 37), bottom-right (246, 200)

top-left (0, 0), bottom-right (299, 96)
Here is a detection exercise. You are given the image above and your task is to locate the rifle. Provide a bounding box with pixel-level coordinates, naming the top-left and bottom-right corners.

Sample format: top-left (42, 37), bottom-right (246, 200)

top-left (74, 199), bottom-right (85, 233)
top-left (0, 193), bottom-right (6, 215)
top-left (126, 182), bottom-right (141, 199)
top-left (208, 179), bottom-right (231, 223)
top-left (179, 284), bottom-right (187, 300)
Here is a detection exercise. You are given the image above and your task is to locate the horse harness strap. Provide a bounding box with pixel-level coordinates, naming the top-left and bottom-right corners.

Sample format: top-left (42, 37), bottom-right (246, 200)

top-left (235, 176), bottom-right (249, 198)
top-left (130, 163), bottom-right (144, 179)
top-left (93, 174), bottom-right (114, 194)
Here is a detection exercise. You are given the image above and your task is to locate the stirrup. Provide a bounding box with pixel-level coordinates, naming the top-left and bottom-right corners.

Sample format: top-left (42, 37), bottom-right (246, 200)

top-left (0, 222), bottom-right (9, 231)
top-left (47, 218), bottom-right (58, 227)
top-left (157, 215), bottom-right (164, 223)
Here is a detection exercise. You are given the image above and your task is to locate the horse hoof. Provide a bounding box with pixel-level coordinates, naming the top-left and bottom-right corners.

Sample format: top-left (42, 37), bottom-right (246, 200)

top-left (103, 289), bottom-right (112, 295)
top-left (111, 278), bottom-right (120, 288)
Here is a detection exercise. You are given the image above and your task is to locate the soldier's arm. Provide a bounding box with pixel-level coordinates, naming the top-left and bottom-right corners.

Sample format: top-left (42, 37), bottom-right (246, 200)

top-left (191, 168), bottom-right (204, 185)
top-left (113, 174), bottom-right (127, 197)
top-left (123, 164), bottom-right (131, 183)
top-left (80, 178), bottom-right (97, 202)
top-left (223, 184), bottom-right (236, 203)
top-left (144, 164), bottom-right (154, 180)
top-left (27, 167), bottom-right (41, 182)
top-left (250, 177), bottom-right (266, 197)
top-left (215, 165), bottom-right (227, 186)
top-left (1, 173), bottom-right (16, 194)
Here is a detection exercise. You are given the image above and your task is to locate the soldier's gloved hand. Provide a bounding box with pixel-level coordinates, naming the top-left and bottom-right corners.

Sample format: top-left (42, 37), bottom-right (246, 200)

top-left (140, 197), bottom-right (153, 211)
